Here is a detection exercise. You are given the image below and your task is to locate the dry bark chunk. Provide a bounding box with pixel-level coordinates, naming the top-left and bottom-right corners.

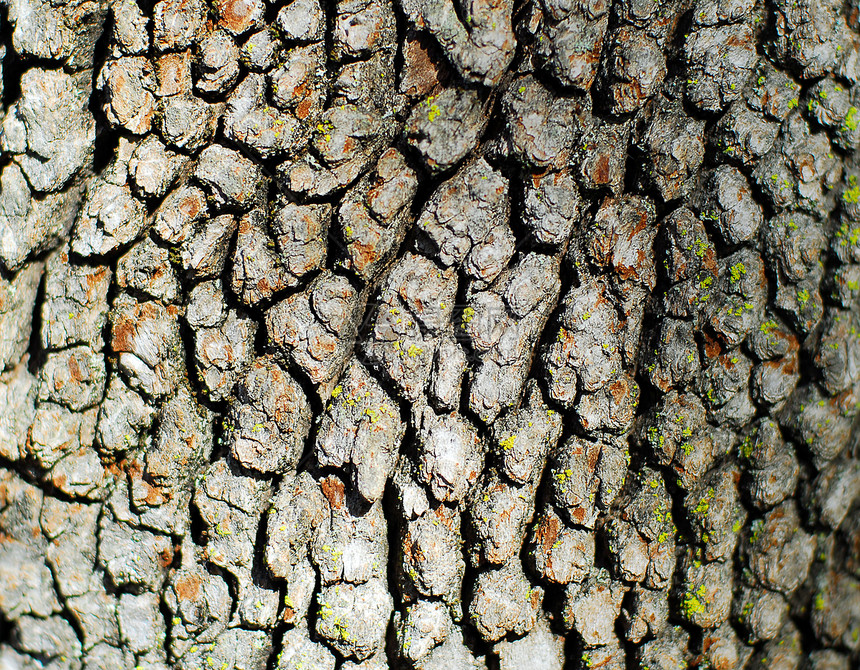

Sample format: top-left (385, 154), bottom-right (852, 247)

top-left (97, 57), bottom-right (156, 135)
top-left (95, 374), bottom-right (155, 455)
top-left (782, 384), bottom-right (856, 466)
top-left (492, 381), bottom-right (563, 486)
top-left (98, 515), bottom-right (172, 591)
top-left (339, 148), bottom-right (417, 281)
top-left (269, 43), bottom-right (327, 120)
top-left (0, 163), bottom-right (82, 271)
top-left (502, 76), bottom-right (582, 169)
top-left (265, 472), bottom-right (327, 582)
top-left (110, 0), bottom-right (149, 56)
top-left (195, 30), bottom-right (240, 94)
top-left (153, 50), bottom-right (193, 96)
top-left (360, 254), bottom-right (457, 401)
top-left (534, 0), bottom-right (609, 91)
top-left (14, 68), bottom-right (95, 193)
top-left (407, 88), bottom-right (486, 173)
top-left (127, 135), bottom-right (190, 200)
top-left (745, 500), bottom-right (815, 595)
top-left (583, 194), bottom-right (659, 295)
top-left (193, 459), bottom-right (272, 578)
top-left (281, 104), bottom-right (393, 198)
top-left (38, 346), bottom-right (106, 411)
top-left (179, 214), bottom-right (238, 281)
top-left (315, 578), bottom-right (392, 661)
top-left (28, 403), bottom-right (105, 498)
top-left (310, 475), bottom-right (389, 586)
top-left (543, 278), bottom-right (622, 405)
top-left (705, 248), bottom-right (768, 348)
top-left (277, 0), bottom-right (324, 42)
top-left (603, 27), bottom-right (667, 115)
top-left (224, 73), bottom-right (307, 160)
top-left (527, 503), bottom-right (595, 585)
top-left (272, 200), bottom-right (330, 280)
top-left (8, 0), bottom-right (108, 68)
top-left (637, 94), bottom-right (706, 201)
top-left (230, 356), bottom-right (312, 474)
top-left (418, 158), bottom-right (513, 284)
top-left (399, 503), bottom-right (465, 610)
top-left (0, 362), bottom-right (38, 461)
top-left (575, 123), bottom-right (631, 194)
top-left (399, 0), bottom-right (515, 85)
top-left (495, 615), bottom-right (564, 670)
top-left (316, 359), bottom-right (405, 502)
top-left (414, 404), bottom-right (484, 504)
top-left (72, 179), bottom-right (148, 258)
top-left (241, 28), bottom-right (280, 72)
top-left (156, 93), bottom-right (218, 151)
top-left (684, 17), bottom-right (757, 113)
top-left (466, 469), bottom-right (538, 566)
top-left (772, 0), bottom-right (845, 80)
top-left (153, 185), bottom-right (207, 246)
top-left (395, 600), bottom-right (452, 664)
top-left (622, 585), bottom-right (669, 643)
top-left (562, 568), bottom-right (627, 647)
top-left (14, 614), bottom-right (82, 662)
top-left (193, 308), bottom-right (257, 402)
top-left (677, 553), bottom-right (734, 629)
top-left (0, 263), bottom-right (44, 370)
top-left (276, 623), bottom-right (337, 670)
top-left (110, 295), bottom-right (185, 399)
top-left (547, 436), bottom-right (605, 529)
top-left (521, 170), bottom-right (581, 244)
top-left (332, 0), bottom-right (397, 59)
top-left (0, 538), bottom-right (61, 619)
top-left (153, 0), bottom-right (207, 50)
top-left (194, 144), bottom-right (266, 210)
top-left (752, 113), bottom-right (841, 214)
top-left (814, 309), bottom-right (860, 395)
top-left (685, 464), bottom-right (746, 561)
top-left (468, 561), bottom-right (543, 642)
top-left (231, 209), bottom-right (293, 307)
top-left (116, 236), bottom-right (180, 304)
top-left (697, 165), bottom-right (763, 245)
top-left (465, 254), bottom-right (562, 423)
top-left (267, 271), bottom-right (364, 388)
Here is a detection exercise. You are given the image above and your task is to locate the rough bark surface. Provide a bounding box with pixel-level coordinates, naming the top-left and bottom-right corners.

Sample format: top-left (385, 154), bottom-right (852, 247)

top-left (0, 0), bottom-right (859, 668)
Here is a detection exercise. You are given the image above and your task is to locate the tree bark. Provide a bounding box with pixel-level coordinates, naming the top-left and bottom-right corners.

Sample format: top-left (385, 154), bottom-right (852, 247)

top-left (0, 0), bottom-right (859, 668)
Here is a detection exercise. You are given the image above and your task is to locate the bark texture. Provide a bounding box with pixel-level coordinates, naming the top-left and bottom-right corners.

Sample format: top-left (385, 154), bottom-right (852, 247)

top-left (0, 0), bottom-right (859, 668)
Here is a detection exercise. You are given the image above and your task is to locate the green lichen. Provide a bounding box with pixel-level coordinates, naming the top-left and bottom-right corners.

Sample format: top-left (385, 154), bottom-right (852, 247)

top-left (843, 186), bottom-right (860, 203)
top-left (845, 106), bottom-right (860, 131)
top-left (461, 307), bottom-right (475, 330)
top-left (739, 434), bottom-right (754, 460)
top-left (682, 584), bottom-right (708, 619)
top-left (759, 320), bottom-right (778, 334)
top-left (693, 488), bottom-right (716, 516)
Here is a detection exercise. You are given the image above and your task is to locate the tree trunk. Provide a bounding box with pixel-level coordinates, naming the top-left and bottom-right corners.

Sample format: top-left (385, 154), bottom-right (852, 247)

top-left (1, 0), bottom-right (859, 667)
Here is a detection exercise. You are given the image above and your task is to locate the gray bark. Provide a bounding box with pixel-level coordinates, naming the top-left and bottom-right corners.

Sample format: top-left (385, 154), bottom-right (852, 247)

top-left (0, 0), bottom-right (859, 668)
